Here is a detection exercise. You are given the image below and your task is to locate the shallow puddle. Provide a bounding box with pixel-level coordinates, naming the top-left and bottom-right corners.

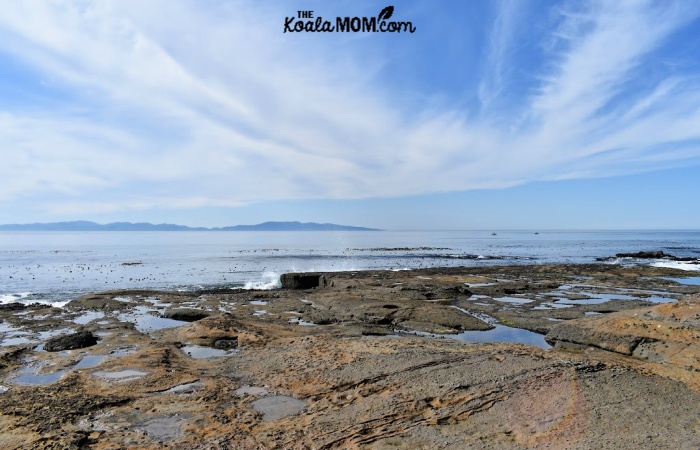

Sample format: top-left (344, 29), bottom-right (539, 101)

top-left (74, 354), bottom-right (107, 369)
top-left (451, 326), bottom-right (551, 349)
top-left (1, 336), bottom-right (38, 346)
top-left (288, 317), bottom-right (317, 326)
top-left (450, 306), bottom-right (498, 325)
top-left (180, 345), bottom-right (237, 359)
top-left (13, 370), bottom-right (67, 385)
top-left (0, 323), bottom-right (33, 346)
top-left (558, 293), bottom-right (638, 305)
top-left (533, 302), bottom-right (573, 310)
top-left (494, 296), bottom-right (534, 304)
top-left (38, 328), bottom-right (75, 340)
top-left (73, 311), bottom-right (105, 325)
top-left (117, 306), bottom-right (189, 332)
top-left (144, 297), bottom-right (168, 307)
top-left (252, 395), bottom-right (306, 421)
top-left (10, 362), bottom-right (67, 385)
top-left (662, 277), bottom-right (700, 286)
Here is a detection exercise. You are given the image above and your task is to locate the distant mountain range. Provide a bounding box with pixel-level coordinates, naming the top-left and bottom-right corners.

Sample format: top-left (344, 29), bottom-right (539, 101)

top-left (0, 221), bottom-right (380, 232)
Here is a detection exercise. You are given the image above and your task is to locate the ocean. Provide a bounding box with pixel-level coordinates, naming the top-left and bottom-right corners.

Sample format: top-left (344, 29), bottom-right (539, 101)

top-left (1, 230), bottom-right (699, 306)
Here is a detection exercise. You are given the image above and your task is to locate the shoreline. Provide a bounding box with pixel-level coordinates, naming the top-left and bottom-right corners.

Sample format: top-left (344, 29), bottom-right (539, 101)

top-left (1, 262), bottom-right (700, 448)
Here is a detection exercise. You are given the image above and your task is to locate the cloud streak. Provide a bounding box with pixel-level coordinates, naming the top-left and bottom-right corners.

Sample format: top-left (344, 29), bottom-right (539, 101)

top-left (0, 0), bottom-right (699, 218)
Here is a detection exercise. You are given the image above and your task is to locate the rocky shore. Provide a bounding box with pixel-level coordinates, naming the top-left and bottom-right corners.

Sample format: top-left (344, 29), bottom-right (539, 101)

top-left (1, 263), bottom-right (700, 449)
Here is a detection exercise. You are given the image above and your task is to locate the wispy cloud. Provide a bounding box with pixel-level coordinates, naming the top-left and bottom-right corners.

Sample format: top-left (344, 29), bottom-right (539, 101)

top-left (0, 0), bottom-right (699, 218)
top-left (478, 0), bottom-right (522, 113)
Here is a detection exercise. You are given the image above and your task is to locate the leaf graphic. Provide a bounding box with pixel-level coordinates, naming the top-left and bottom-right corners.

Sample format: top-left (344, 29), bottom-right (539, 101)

top-left (378, 6), bottom-right (394, 21)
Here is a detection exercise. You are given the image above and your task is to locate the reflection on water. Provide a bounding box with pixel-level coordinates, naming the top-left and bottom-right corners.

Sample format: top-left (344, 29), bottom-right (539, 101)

top-left (558, 293), bottom-right (638, 305)
top-left (117, 306), bottom-right (189, 332)
top-left (2, 230), bottom-right (699, 305)
top-left (13, 368), bottom-right (67, 385)
top-left (73, 354), bottom-right (107, 369)
top-left (10, 361), bottom-right (67, 386)
top-left (494, 296), bottom-right (534, 304)
top-left (663, 277), bottom-right (700, 286)
top-left (180, 345), bottom-right (237, 359)
top-left (451, 325), bottom-right (551, 349)
top-left (73, 311), bottom-right (105, 324)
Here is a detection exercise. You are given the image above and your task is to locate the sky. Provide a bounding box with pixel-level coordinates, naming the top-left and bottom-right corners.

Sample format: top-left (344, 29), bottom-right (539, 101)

top-left (1, 0), bottom-right (700, 230)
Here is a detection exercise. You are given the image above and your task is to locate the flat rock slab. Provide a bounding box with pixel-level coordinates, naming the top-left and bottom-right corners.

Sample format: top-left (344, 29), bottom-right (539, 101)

top-left (163, 308), bottom-right (211, 322)
top-left (231, 335), bottom-right (700, 449)
top-left (44, 330), bottom-right (97, 352)
top-left (2, 264), bottom-right (700, 449)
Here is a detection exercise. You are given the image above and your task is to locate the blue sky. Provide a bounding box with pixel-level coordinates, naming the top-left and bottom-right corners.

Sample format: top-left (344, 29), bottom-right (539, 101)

top-left (1, 0), bottom-right (699, 230)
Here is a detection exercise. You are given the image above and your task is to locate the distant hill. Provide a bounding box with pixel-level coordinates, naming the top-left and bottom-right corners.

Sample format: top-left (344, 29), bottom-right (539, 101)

top-left (0, 221), bottom-right (380, 232)
top-left (218, 221), bottom-right (377, 231)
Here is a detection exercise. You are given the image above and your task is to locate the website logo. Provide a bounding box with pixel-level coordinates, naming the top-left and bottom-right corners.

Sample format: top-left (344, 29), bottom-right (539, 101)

top-left (284, 6), bottom-right (416, 34)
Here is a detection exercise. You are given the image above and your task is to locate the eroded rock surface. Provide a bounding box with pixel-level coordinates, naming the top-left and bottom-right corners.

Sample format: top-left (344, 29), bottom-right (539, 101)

top-left (546, 294), bottom-right (700, 377)
top-left (1, 264), bottom-right (699, 449)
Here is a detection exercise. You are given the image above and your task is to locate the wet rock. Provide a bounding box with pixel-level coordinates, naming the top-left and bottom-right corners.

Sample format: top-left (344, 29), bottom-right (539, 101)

top-left (3, 264), bottom-right (700, 449)
top-left (44, 330), bottom-right (98, 352)
top-left (213, 338), bottom-right (238, 349)
top-left (0, 303), bottom-right (48, 312)
top-left (163, 309), bottom-right (211, 322)
top-left (596, 250), bottom-right (698, 262)
top-left (0, 347), bottom-right (30, 371)
top-left (443, 285), bottom-right (473, 297)
top-left (68, 294), bottom-right (131, 311)
top-left (280, 273), bottom-right (327, 289)
top-left (0, 303), bottom-right (27, 312)
top-left (616, 251), bottom-right (671, 259)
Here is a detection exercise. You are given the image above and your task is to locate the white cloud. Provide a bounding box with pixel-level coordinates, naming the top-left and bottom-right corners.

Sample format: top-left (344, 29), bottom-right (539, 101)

top-left (0, 0), bottom-right (699, 218)
top-left (478, 0), bottom-right (522, 112)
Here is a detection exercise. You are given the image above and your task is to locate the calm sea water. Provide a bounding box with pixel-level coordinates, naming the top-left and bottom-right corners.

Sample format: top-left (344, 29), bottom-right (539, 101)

top-left (1, 230), bottom-right (699, 305)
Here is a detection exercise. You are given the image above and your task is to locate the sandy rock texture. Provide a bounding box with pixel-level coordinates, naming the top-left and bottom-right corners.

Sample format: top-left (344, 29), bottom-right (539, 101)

top-left (1, 264), bottom-right (699, 449)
